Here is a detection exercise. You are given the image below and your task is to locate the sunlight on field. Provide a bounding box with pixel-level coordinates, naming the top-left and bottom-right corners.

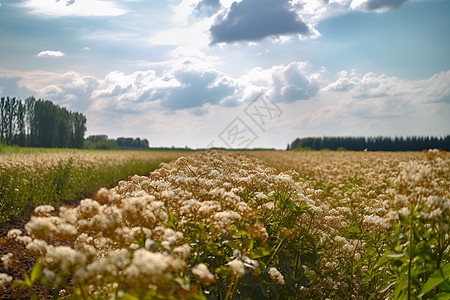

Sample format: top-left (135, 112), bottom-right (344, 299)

top-left (0, 149), bottom-right (188, 222)
top-left (1, 150), bottom-right (449, 299)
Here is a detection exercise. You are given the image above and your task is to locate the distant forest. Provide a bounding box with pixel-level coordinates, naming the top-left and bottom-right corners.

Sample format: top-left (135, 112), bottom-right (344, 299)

top-left (84, 135), bottom-right (149, 150)
top-left (0, 96), bottom-right (86, 148)
top-left (289, 136), bottom-right (450, 151)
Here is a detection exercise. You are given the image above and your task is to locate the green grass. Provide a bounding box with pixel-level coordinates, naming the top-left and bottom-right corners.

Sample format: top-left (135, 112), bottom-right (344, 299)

top-left (0, 144), bottom-right (76, 155)
top-left (0, 146), bottom-right (188, 223)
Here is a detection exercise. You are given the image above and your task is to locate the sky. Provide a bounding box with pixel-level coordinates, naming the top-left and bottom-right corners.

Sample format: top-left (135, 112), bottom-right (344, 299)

top-left (0, 0), bottom-right (449, 149)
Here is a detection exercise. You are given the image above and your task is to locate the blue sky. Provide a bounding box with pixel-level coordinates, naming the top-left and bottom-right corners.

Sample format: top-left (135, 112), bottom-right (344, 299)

top-left (0, 0), bottom-right (449, 148)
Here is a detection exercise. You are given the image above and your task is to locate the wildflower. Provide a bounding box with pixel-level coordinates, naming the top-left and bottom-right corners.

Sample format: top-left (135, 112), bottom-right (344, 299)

top-left (0, 273), bottom-right (13, 290)
top-left (26, 239), bottom-right (48, 254)
top-left (247, 223), bottom-right (269, 241)
top-left (192, 263), bottom-right (215, 282)
top-left (269, 267), bottom-right (285, 285)
top-left (227, 259), bottom-right (245, 279)
top-left (1, 253), bottom-right (13, 269)
top-left (173, 244), bottom-right (191, 259)
top-left (123, 249), bottom-right (185, 284)
top-left (7, 229), bottom-right (22, 238)
top-left (34, 205), bottom-right (55, 216)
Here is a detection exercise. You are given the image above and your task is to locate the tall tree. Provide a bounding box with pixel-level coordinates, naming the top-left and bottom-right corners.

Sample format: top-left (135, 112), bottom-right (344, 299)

top-left (15, 101), bottom-right (26, 146)
top-left (0, 97), bottom-right (5, 142)
top-left (72, 112), bottom-right (87, 149)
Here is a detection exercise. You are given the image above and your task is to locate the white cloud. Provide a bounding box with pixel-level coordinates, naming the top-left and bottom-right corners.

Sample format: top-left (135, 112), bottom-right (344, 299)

top-left (37, 50), bottom-right (65, 57)
top-left (171, 0), bottom-right (198, 26)
top-left (0, 69), bottom-right (98, 111)
top-left (20, 0), bottom-right (126, 17)
top-left (325, 70), bottom-right (450, 104)
top-left (92, 66), bottom-right (249, 112)
top-left (297, 69), bottom-right (450, 132)
top-left (1, 65), bottom-right (448, 147)
top-left (242, 62), bottom-right (327, 102)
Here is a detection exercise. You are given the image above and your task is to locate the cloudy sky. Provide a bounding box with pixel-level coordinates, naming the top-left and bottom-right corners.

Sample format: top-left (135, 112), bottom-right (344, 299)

top-left (0, 0), bottom-right (449, 148)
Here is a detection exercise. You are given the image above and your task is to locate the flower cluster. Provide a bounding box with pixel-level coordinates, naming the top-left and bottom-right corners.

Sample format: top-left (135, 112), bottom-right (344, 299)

top-left (250, 149), bottom-right (449, 297)
top-left (2, 149), bottom-right (448, 299)
top-left (5, 150), bottom-right (308, 298)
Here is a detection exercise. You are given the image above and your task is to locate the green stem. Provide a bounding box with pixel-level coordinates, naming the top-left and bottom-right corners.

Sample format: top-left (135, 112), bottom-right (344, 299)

top-left (267, 236), bottom-right (286, 266)
top-left (79, 283), bottom-right (88, 300)
top-left (348, 227), bottom-right (367, 296)
top-left (408, 207), bottom-right (414, 300)
top-left (224, 276), bottom-right (238, 300)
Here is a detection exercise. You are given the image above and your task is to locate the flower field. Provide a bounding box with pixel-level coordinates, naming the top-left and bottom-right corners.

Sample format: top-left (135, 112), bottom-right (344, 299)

top-left (1, 149), bottom-right (449, 299)
top-left (0, 149), bottom-right (188, 222)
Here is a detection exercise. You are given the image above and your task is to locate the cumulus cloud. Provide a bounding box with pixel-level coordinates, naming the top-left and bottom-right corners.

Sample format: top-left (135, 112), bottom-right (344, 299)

top-left (350, 0), bottom-right (409, 12)
top-left (37, 50), bottom-right (65, 57)
top-left (243, 62), bottom-right (326, 102)
top-left (210, 0), bottom-right (311, 44)
top-left (2, 65), bottom-right (449, 125)
top-left (169, 0), bottom-right (420, 48)
top-left (326, 70), bottom-right (450, 103)
top-left (318, 69), bottom-right (450, 123)
top-left (0, 69), bottom-right (98, 112)
top-left (92, 67), bottom-right (246, 113)
top-left (154, 69), bottom-right (241, 110)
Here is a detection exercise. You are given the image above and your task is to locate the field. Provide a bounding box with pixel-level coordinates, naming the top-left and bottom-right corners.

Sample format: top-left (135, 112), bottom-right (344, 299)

top-left (0, 149), bottom-right (449, 299)
top-left (0, 147), bottom-right (189, 222)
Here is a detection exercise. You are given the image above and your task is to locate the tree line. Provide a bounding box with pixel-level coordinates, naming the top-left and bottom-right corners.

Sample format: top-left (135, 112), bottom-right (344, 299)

top-left (84, 135), bottom-right (149, 150)
top-left (289, 136), bottom-right (450, 151)
top-left (0, 96), bottom-right (86, 148)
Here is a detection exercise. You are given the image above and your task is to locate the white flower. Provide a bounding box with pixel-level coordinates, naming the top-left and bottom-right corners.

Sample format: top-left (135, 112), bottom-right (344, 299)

top-left (34, 205), bottom-right (55, 215)
top-left (269, 267), bottom-right (285, 285)
top-left (123, 249), bottom-right (185, 284)
top-left (7, 229), bottom-right (22, 238)
top-left (192, 263), bottom-right (215, 281)
top-left (227, 259), bottom-right (245, 279)
top-left (172, 244), bottom-right (191, 259)
top-left (1, 253), bottom-right (13, 269)
top-left (0, 273), bottom-right (13, 290)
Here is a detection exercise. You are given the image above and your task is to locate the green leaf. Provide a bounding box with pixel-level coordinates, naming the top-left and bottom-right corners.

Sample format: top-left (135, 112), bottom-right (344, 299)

top-left (249, 247), bottom-right (274, 259)
top-left (388, 253), bottom-right (405, 259)
top-left (30, 260), bottom-right (41, 283)
top-left (235, 230), bottom-right (250, 238)
top-left (398, 213), bottom-right (410, 225)
top-left (167, 211), bottom-right (178, 230)
top-left (23, 272), bottom-right (32, 288)
top-left (420, 263), bottom-right (450, 297)
top-left (120, 295), bottom-right (140, 300)
top-left (432, 293), bottom-right (450, 300)
top-left (375, 250), bottom-right (391, 268)
top-left (248, 238), bottom-right (254, 250)
top-left (10, 280), bottom-right (22, 289)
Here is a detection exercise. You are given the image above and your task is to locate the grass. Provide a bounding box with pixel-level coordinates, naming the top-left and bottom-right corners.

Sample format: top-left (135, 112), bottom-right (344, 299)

top-left (0, 145), bottom-right (189, 223)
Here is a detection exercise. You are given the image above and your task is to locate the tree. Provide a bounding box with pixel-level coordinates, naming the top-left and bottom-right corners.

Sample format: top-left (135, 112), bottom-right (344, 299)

top-left (72, 112), bottom-right (87, 149)
top-left (0, 96), bottom-right (87, 148)
top-left (15, 101), bottom-right (26, 146)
